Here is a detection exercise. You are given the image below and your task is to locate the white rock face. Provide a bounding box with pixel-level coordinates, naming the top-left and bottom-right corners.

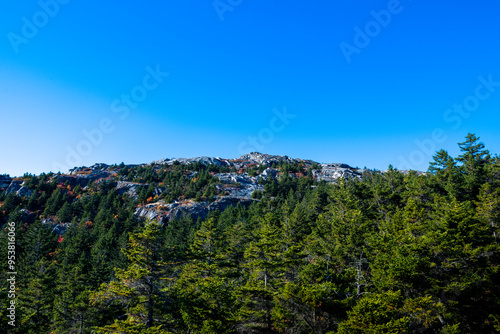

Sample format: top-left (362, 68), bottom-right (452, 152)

top-left (261, 168), bottom-right (278, 181)
top-left (4, 181), bottom-right (33, 198)
top-left (214, 173), bottom-right (264, 198)
top-left (236, 152), bottom-right (304, 166)
top-left (312, 164), bottom-right (362, 181)
top-left (154, 156), bottom-right (229, 167)
top-left (116, 181), bottom-right (147, 200)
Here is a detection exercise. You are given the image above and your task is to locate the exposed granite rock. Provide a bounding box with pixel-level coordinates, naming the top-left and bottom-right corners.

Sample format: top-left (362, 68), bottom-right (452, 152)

top-left (236, 152), bottom-right (294, 166)
top-left (222, 183), bottom-right (264, 198)
top-left (115, 181), bottom-right (165, 200)
top-left (235, 152), bottom-right (315, 168)
top-left (57, 168), bottom-right (114, 188)
top-left (312, 164), bottom-right (362, 181)
top-left (69, 163), bottom-right (110, 174)
top-left (135, 205), bottom-right (163, 222)
top-left (260, 168), bottom-right (278, 181)
top-left (153, 187), bottom-right (166, 197)
top-left (116, 181), bottom-right (147, 200)
top-left (17, 185), bottom-right (34, 198)
top-left (165, 201), bottom-right (210, 221)
top-left (4, 181), bottom-right (33, 198)
top-left (41, 218), bottom-right (69, 235)
top-left (153, 152), bottom-right (318, 171)
top-left (169, 196), bottom-right (257, 221)
top-left (150, 158), bottom-right (172, 165)
top-left (154, 156), bottom-right (229, 167)
top-left (215, 173), bottom-right (256, 184)
top-left (135, 196), bottom-right (258, 224)
top-left (214, 173), bottom-right (263, 198)
top-left (4, 181), bottom-right (21, 195)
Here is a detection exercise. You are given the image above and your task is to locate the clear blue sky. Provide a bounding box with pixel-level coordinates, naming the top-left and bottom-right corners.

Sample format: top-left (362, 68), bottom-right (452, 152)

top-left (1, 0), bottom-right (499, 176)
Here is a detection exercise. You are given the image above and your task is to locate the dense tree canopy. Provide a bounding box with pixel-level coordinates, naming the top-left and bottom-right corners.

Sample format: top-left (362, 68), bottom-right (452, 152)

top-left (0, 134), bottom-right (499, 333)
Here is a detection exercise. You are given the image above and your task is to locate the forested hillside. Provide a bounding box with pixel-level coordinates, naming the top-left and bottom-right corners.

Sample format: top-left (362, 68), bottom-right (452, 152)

top-left (1, 133), bottom-right (499, 333)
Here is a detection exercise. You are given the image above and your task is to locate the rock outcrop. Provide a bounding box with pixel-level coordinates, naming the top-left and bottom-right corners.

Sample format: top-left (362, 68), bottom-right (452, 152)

top-left (135, 196), bottom-right (258, 224)
top-left (234, 152), bottom-right (316, 168)
top-left (153, 156), bottom-right (229, 167)
top-left (312, 163), bottom-right (362, 181)
top-left (116, 181), bottom-right (148, 200)
top-left (214, 172), bottom-right (264, 198)
top-left (69, 163), bottom-right (110, 174)
top-left (236, 152), bottom-right (295, 165)
top-left (260, 168), bottom-right (278, 181)
top-left (42, 218), bottom-right (69, 235)
top-left (57, 167), bottom-right (115, 188)
top-left (4, 181), bottom-right (33, 198)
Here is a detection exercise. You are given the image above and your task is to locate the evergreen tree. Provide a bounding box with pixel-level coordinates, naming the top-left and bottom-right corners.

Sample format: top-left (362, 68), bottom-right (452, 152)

top-left (91, 222), bottom-right (176, 333)
top-left (57, 202), bottom-right (72, 222)
top-left (457, 133), bottom-right (491, 198)
top-left (17, 259), bottom-right (57, 334)
top-left (43, 188), bottom-right (65, 217)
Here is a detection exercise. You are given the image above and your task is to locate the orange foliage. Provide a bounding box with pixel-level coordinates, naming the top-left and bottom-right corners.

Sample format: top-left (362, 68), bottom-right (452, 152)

top-left (48, 248), bottom-right (61, 258)
top-left (75, 170), bottom-right (92, 175)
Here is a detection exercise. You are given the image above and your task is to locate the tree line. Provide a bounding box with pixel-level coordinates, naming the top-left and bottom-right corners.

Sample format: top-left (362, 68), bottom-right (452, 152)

top-left (0, 133), bottom-right (499, 333)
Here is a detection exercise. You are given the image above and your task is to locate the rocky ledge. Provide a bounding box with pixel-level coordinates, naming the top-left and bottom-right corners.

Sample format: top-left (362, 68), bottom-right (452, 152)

top-left (135, 196), bottom-right (258, 223)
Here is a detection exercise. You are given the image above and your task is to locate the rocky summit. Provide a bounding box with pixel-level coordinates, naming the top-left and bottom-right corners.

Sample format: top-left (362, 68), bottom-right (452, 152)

top-left (1, 152), bottom-right (365, 229)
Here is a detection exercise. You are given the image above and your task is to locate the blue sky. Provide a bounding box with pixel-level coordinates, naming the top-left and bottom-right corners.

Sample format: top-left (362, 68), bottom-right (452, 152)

top-left (1, 0), bottom-right (499, 176)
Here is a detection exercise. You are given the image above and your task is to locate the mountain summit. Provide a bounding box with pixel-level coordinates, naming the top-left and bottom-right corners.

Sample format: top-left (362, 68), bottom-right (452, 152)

top-left (1, 152), bottom-right (364, 228)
